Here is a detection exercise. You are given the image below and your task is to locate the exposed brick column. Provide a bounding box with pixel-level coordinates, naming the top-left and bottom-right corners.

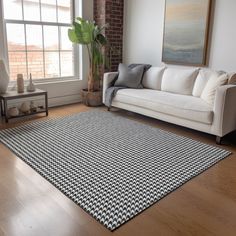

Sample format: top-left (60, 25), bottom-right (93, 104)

top-left (94, 0), bottom-right (124, 72)
top-left (94, 0), bottom-right (106, 26)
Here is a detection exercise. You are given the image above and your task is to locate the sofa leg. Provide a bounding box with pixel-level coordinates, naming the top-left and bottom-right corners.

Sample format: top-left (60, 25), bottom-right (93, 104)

top-left (216, 136), bottom-right (222, 145)
top-left (107, 107), bottom-right (111, 111)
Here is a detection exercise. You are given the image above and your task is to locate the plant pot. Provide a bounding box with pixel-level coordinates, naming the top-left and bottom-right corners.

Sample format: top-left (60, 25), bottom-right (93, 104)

top-left (81, 89), bottom-right (103, 107)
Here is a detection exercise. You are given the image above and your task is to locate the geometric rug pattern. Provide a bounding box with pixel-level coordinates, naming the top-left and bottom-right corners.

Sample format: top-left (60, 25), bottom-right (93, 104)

top-left (0, 111), bottom-right (231, 230)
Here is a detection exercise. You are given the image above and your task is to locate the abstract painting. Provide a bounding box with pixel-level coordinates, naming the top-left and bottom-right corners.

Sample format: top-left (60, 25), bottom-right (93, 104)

top-left (162, 0), bottom-right (212, 65)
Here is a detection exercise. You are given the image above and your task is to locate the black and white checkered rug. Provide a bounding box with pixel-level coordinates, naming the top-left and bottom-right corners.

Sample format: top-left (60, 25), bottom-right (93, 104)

top-left (0, 111), bottom-right (231, 230)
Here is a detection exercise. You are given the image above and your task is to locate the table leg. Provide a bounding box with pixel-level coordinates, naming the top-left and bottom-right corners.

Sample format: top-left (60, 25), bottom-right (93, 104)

top-left (4, 100), bottom-right (8, 123)
top-left (45, 92), bottom-right (48, 116)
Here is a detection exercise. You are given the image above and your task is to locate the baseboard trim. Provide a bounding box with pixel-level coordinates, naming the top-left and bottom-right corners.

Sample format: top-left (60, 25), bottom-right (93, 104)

top-left (48, 94), bottom-right (82, 107)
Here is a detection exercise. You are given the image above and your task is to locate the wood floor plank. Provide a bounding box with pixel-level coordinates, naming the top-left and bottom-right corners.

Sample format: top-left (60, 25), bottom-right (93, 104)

top-left (0, 103), bottom-right (236, 236)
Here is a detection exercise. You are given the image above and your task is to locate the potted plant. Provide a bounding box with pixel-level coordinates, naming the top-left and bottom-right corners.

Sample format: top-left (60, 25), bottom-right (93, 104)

top-left (68, 17), bottom-right (108, 106)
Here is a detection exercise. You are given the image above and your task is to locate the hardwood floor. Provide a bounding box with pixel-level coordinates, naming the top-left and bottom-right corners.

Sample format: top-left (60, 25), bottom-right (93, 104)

top-left (0, 104), bottom-right (236, 236)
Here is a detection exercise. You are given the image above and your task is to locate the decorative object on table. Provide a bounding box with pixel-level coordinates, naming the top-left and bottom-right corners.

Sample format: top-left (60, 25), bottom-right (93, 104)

top-left (30, 101), bottom-right (37, 113)
top-left (162, 0), bottom-right (212, 65)
top-left (7, 107), bottom-right (19, 117)
top-left (20, 102), bottom-right (30, 114)
top-left (17, 74), bottom-right (24, 93)
top-left (0, 59), bottom-right (9, 94)
top-left (37, 105), bottom-right (44, 111)
top-left (68, 17), bottom-right (108, 106)
top-left (27, 73), bottom-right (36, 92)
top-left (0, 111), bottom-right (231, 231)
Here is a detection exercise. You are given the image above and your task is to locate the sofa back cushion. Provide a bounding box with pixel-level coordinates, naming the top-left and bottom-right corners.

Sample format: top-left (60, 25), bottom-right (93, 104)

top-left (142, 67), bottom-right (165, 90)
top-left (228, 73), bottom-right (236, 84)
top-left (161, 68), bottom-right (199, 95)
top-left (201, 73), bottom-right (228, 105)
top-left (192, 69), bottom-right (225, 97)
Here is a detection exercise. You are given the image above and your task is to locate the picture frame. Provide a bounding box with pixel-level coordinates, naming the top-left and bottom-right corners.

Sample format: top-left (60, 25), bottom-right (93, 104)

top-left (162, 0), bottom-right (212, 66)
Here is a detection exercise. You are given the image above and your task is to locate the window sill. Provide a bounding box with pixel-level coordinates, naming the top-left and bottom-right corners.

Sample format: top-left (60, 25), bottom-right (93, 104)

top-left (34, 77), bottom-right (81, 85)
top-left (8, 77), bottom-right (82, 90)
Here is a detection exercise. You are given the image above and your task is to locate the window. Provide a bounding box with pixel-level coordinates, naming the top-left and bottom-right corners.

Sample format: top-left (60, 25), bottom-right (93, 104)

top-left (3, 0), bottom-right (75, 81)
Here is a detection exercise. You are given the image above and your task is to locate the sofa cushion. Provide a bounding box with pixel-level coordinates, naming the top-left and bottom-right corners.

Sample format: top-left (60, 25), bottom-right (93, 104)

top-left (114, 63), bottom-right (145, 88)
top-left (201, 73), bottom-right (228, 105)
top-left (142, 67), bottom-right (165, 90)
top-left (161, 68), bottom-right (199, 95)
top-left (113, 89), bottom-right (213, 124)
top-left (192, 69), bottom-right (224, 97)
top-left (228, 73), bottom-right (236, 84)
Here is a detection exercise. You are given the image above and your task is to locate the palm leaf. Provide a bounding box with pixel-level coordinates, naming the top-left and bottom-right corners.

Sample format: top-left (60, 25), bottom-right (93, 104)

top-left (68, 17), bottom-right (109, 89)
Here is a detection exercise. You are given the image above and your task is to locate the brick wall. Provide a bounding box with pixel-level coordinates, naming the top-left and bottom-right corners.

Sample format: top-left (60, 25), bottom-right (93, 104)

top-left (94, 0), bottom-right (124, 72)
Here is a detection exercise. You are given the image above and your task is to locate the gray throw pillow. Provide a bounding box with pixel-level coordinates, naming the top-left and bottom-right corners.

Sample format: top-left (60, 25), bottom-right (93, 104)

top-left (114, 63), bottom-right (145, 88)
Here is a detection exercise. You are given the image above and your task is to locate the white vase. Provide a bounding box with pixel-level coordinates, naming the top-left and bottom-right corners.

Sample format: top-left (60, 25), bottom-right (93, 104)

top-left (8, 107), bottom-right (19, 117)
top-left (0, 60), bottom-right (9, 94)
top-left (17, 74), bottom-right (24, 93)
top-left (27, 74), bottom-right (36, 92)
top-left (20, 102), bottom-right (30, 113)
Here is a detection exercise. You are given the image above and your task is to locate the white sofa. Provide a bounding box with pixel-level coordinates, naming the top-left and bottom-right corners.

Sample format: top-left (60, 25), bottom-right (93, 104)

top-left (103, 67), bottom-right (236, 144)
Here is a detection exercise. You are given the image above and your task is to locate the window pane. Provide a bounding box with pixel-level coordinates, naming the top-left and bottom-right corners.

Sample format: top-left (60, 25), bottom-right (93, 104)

top-left (26, 25), bottom-right (43, 50)
top-left (58, 0), bottom-right (71, 23)
top-left (60, 51), bottom-right (73, 77)
top-left (23, 0), bottom-right (40, 21)
top-left (8, 52), bottom-right (27, 81)
top-left (3, 0), bottom-right (23, 20)
top-left (60, 27), bottom-right (73, 50)
top-left (41, 0), bottom-right (57, 22)
top-left (27, 51), bottom-right (44, 79)
top-left (4, 0), bottom-right (75, 81)
top-left (43, 26), bottom-right (59, 50)
top-left (45, 52), bottom-right (59, 78)
top-left (6, 24), bottom-right (25, 51)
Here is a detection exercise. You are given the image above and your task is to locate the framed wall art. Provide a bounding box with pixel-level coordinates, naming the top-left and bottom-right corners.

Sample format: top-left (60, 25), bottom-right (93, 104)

top-left (162, 0), bottom-right (212, 66)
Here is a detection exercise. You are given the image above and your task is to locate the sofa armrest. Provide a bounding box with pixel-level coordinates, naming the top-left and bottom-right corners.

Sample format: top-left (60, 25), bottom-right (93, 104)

top-left (102, 72), bottom-right (118, 103)
top-left (213, 84), bottom-right (236, 136)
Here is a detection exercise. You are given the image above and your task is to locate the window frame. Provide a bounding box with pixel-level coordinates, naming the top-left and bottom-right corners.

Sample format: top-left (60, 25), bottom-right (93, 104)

top-left (2, 0), bottom-right (79, 83)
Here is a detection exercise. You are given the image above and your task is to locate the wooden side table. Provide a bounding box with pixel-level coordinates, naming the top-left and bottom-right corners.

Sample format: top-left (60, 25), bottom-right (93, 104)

top-left (0, 89), bottom-right (48, 123)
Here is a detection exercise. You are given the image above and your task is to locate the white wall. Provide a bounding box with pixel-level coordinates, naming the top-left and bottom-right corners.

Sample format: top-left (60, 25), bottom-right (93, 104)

top-left (0, 0), bottom-right (93, 107)
top-left (123, 0), bottom-right (236, 72)
top-left (123, 0), bottom-right (165, 67)
top-left (209, 0), bottom-right (236, 72)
